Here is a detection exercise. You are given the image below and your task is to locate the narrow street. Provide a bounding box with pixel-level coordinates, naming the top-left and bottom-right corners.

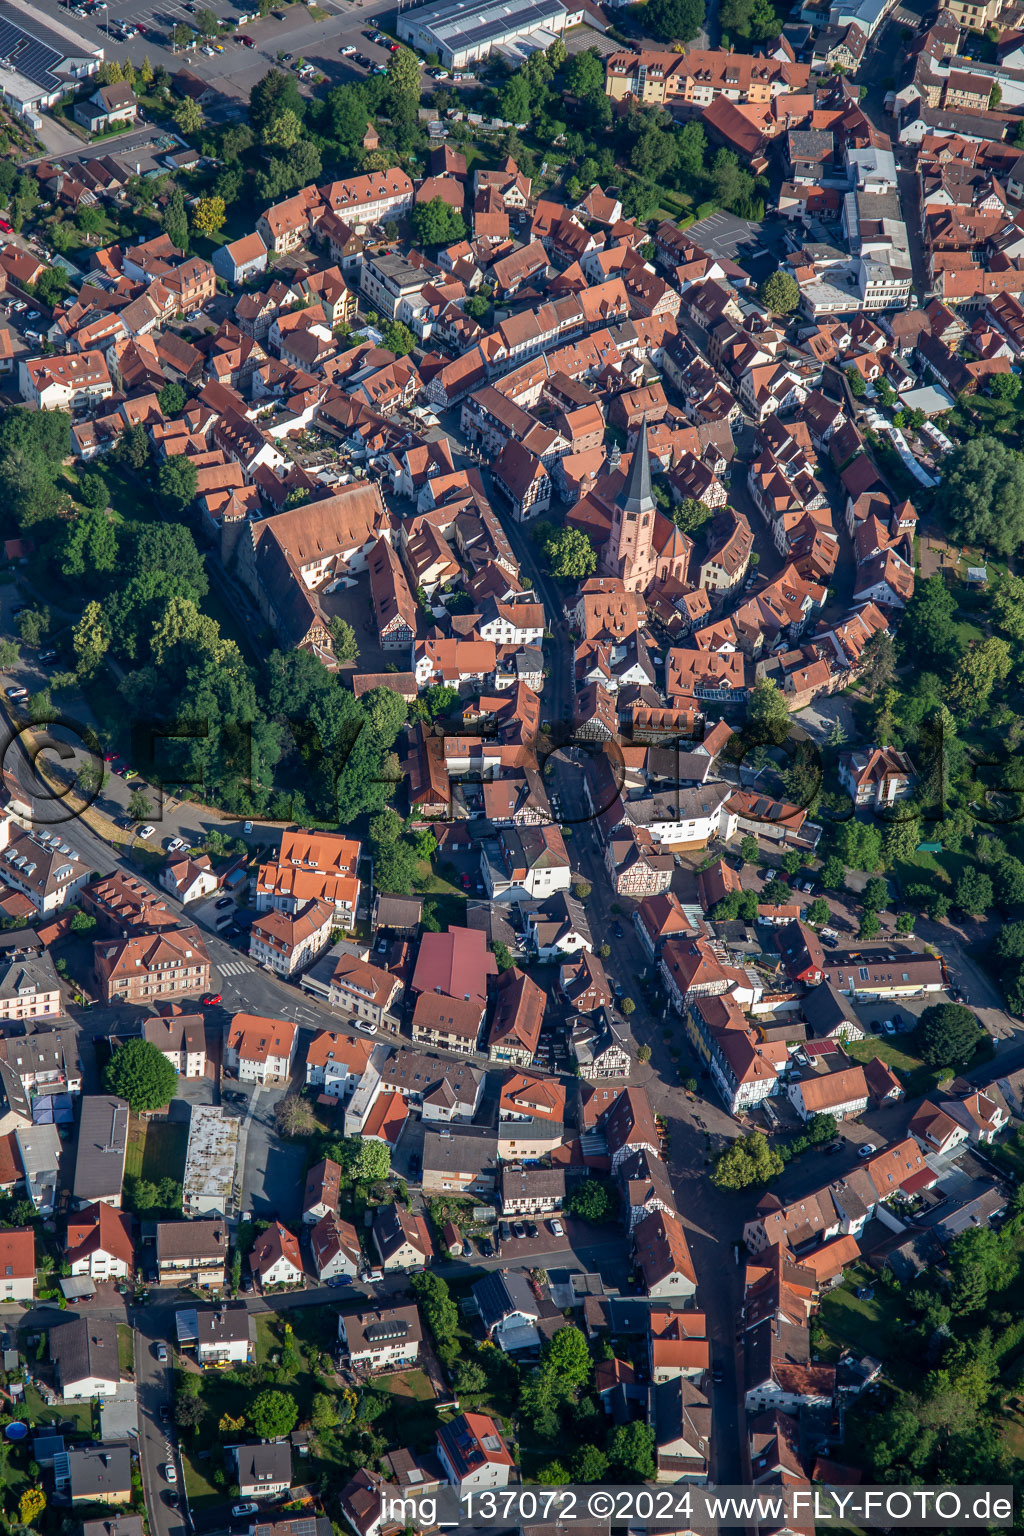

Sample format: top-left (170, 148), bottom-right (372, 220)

top-left (480, 461), bottom-right (750, 1483)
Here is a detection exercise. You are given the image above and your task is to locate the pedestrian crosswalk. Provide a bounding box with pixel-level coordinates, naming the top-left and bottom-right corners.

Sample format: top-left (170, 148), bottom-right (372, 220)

top-left (218, 959), bottom-right (255, 977)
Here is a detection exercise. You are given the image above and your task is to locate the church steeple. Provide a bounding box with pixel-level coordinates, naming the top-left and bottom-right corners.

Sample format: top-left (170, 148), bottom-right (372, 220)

top-left (617, 415), bottom-right (654, 518)
top-left (601, 414), bottom-right (657, 593)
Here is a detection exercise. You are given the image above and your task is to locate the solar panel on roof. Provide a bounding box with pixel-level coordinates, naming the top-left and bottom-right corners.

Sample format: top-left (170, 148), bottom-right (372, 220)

top-left (0, 18), bottom-right (64, 90)
top-left (365, 1319), bottom-right (409, 1342)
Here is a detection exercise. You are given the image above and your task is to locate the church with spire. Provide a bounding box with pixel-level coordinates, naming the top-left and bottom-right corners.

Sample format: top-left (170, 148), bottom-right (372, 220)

top-left (601, 418), bottom-right (662, 592)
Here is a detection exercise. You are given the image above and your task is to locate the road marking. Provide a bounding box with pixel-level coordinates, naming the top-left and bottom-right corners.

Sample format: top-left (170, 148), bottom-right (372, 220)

top-left (218, 958), bottom-right (254, 976)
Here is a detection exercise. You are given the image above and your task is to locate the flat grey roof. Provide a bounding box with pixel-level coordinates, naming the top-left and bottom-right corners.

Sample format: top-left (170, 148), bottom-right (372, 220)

top-left (406, 0), bottom-right (567, 50)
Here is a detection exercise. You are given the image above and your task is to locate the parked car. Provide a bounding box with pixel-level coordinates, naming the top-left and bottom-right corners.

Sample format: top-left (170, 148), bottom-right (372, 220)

top-left (825, 1141), bottom-right (844, 1156)
top-left (525, 1222), bottom-right (538, 1239)
top-left (160, 1404), bottom-right (171, 1423)
top-left (138, 825), bottom-right (156, 840)
top-left (353, 1019), bottom-right (378, 1035)
top-left (512, 1221), bottom-right (526, 1239)
top-left (156, 1343), bottom-right (168, 1362)
top-left (499, 1221), bottom-right (511, 1242)
top-left (4, 686), bottom-right (27, 701)
top-left (232, 1507), bottom-right (259, 1520)
top-left (339, 43), bottom-right (356, 53)
top-left (243, 820), bottom-right (253, 833)
top-left (164, 1465), bottom-right (177, 1484)
top-left (858, 1143), bottom-right (877, 1158)
top-left (882, 1019), bottom-right (897, 1035)
top-left (479, 1237), bottom-right (494, 1258)
top-left (216, 897), bottom-right (233, 910)
top-left (239, 33), bottom-right (255, 44)
top-left (549, 1218), bottom-right (563, 1237)
top-left (408, 1152), bottom-right (420, 1178)
top-left (201, 993), bottom-right (222, 1006)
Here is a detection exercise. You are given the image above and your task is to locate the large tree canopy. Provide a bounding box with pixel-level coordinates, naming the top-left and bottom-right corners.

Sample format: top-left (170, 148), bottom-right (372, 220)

top-left (935, 436), bottom-right (1024, 556)
top-left (103, 1039), bottom-right (178, 1111)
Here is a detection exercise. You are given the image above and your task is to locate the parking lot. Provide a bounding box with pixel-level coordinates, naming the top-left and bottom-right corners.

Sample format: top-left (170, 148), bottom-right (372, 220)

top-left (35, 0), bottom-right (436, 118)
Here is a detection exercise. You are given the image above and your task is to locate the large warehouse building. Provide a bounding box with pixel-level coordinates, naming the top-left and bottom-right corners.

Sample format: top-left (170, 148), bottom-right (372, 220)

top-left (0, 0), bottom-right (102, 125)
top-left (397, 0), bottom-right (584, 70)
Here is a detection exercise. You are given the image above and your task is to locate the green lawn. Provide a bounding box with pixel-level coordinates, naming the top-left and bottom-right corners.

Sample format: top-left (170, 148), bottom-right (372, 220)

top-left (818, 1273), bottom-right (901, 1362)
top-left (844, 1036), bottom-right (946, 1099)
top-left (181, 1446), bottom-right (222, 1510)
top-left (117, 1323), bottom-right (134, 1375)
top-left (368, 1371), bottom-right (441, 1453)
top-left (124, 1117), bottom-right (189, 1183)
top-left (22, 1383), bottom-right (95, 1435)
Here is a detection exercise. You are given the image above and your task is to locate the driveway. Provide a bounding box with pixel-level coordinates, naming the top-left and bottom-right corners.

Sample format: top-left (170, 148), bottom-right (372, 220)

top-left (236, 1083), bottom-right (308, 1223)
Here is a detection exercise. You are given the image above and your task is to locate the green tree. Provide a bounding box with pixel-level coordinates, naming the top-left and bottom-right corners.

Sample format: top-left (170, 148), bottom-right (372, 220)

top-left (263, 108), bottom-right (303, 148)
top-left (807, 1113), bottom-right (838, 1144)
top-left (249, 69), bottom-right (303, 136)
top-left (34, 267), bottom-right (69, 308)
top-left (381, 318), bottom-right (416, 357)
top-left (174, 95), bottom-right (204, 138)
top-left (862, 876), bottom-right (890, 913)
top-left (249, 1389), bottom-right (298, 1440)
top-left (17, 607), bottom-right (49, 648)
top-left (344, 1138), bottom-right (390, 1181)
top-left (565, 1180), bottom-right (617, 1223)
top-left (128, 788), bottom-right (153, 822)
top-left (758, 270), bottom-right (800, 314)
top-left (537, 1460), bottom-right (570, 1485)
top-left (411, 196), bottom-right (467, 247)
top-left (116, 422), bottom-right (151, 471)
top-left (330, 617), bottom-right (359, 663)
top-left (739, 834), bottom-right (759, 864)
top-left (310, 1392), bottom-right (338, 1432)
top-left (195, 6), bottom-right (219, 34)
top-left (545, 1326), bottom-right (592, 1395)
top-left (807, 897), bottom-right (830, 926)
top-left (609, 1420), bottom-right (656, 1479)
top-left (955, 867), bottom-right (993, 916)
top-left (162, 187), bottom-right (190, 252)
top-left (989, 372), bottom-right (1020, 401)
top-left (671, 496), bottom-right (713, 534)
top-left (900, 575), bottom-right (960, 670)
top-left (574, 1445), bottom-right (609, 1483)
top-left (995, 857), bottom-right (1024, 908)
top-left (859, 910), bottom-right (881, 939)
top-left (385, 46), bottom-right (421, 100)
top-left (645, 0), bottom-right (705, 40)
top-left (62, 507), bottom-right (116, 581)
top-left (712, 1132), bottom-right (784, 1190)
top-left (883, 815), bottom-right (921, 867)
top-left (103, 1039), bottom-right (178, 1111)
top-left (158, 453), bottom-right (198, 514)
top-left (492, 941), bottom-right (515, 971)
top-left (544, 526), bottom-right (597, 580)
top-left (565, 48), bottom-right (605, 104)
top-left (158, 382), bottom-right (186, 416)
top-left (835, 820), bottom-right (883, 872)
top-left (175, 1390), bottom-right (204, 1429)
top-left (859, 630), bottom-right (896, 694)
top-left (0, 639), bottom-right (18, 669)
top-left (916, 1002), bottom-right (982, 1069)
top-left (935, 436), bottom-right (1024, 556)
top-left (746, 676), bottom-right (790, 746)
top-left (500, 71), bottom-right (533, 124)
top-left (72, 600), bottom-right (109, 679)
top-left (411, 1271), bottom-right (458, 1344)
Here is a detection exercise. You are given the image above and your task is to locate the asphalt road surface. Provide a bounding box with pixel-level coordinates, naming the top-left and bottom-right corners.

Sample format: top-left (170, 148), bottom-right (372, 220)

top-left (34, 0), bottom-right (427, 119)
